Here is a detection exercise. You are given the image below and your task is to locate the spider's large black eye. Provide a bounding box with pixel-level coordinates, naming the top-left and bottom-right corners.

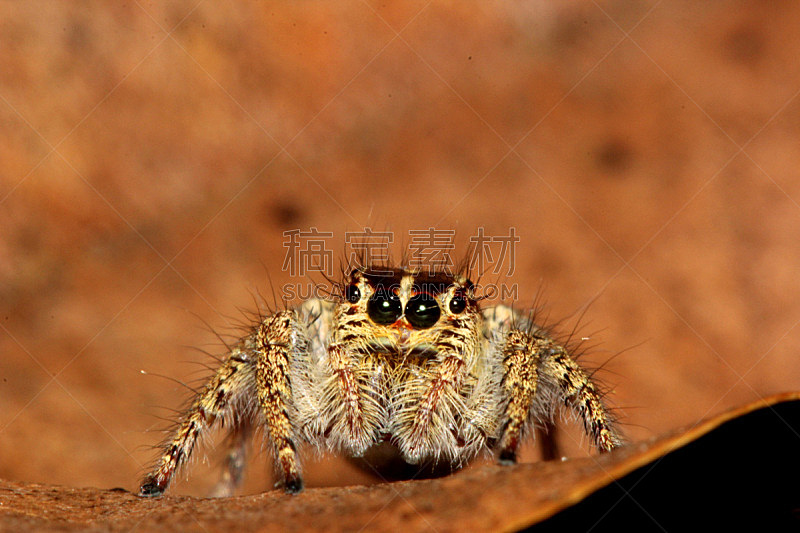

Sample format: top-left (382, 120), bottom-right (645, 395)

top-left (344, 284), bottom-right (361, 303)
top-left (406, 294), bottom-right (441, 329)
top-left (449, 293), bottom-right (467, 314)
top-left (367, 290), bottom-right (403, 325)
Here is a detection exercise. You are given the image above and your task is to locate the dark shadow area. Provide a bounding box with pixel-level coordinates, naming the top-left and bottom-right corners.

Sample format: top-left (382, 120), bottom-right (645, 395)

top-left (350, 442), bottom-right (462, 481)
top-left (531, 400), bottom-right (800, 531)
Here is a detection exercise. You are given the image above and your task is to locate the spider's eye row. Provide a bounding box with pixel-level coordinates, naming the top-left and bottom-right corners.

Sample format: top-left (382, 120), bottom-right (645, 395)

top-left (449, 293), bottom-right (467, 314)
top-left (406, 294), bottom-right (441, 329)
top-left (367, 290), bottom-right (403, 325)
top-left (344, 284), bottom-right (361, 303)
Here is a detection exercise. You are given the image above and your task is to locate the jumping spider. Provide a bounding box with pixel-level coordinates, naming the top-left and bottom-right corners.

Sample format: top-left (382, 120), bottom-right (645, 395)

top-left (139, 264), bottom-right (622, 497)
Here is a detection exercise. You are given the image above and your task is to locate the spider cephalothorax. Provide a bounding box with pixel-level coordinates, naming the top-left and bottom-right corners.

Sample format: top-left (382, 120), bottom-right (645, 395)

top-left (139, 264), bottom-right (622, 497)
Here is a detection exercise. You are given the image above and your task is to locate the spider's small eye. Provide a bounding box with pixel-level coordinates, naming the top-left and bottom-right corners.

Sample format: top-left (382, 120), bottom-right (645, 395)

top-left (449, 293), bottom-right (467, 314)
top-left (344, 284), bottom-right (361, 303)
top-left (406, 294), bottom-right (441, 329)
top-left (367, 290), bottom-right (403, 325)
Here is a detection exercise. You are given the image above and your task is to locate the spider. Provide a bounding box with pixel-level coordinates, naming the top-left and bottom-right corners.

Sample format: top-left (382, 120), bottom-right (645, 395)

top-left (139, 263), bottom-right (622, 497)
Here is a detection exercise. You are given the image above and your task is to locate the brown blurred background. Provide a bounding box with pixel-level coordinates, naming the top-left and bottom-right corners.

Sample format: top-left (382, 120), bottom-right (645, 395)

top-left (1, 1), bottom-right (799, 497)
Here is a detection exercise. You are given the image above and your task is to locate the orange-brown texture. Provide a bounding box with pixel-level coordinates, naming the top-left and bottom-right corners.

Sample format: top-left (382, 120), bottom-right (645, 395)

top-left (1, 0), bottom-right (799, 525)
top-left (1, 394), bottom-right (797, 531)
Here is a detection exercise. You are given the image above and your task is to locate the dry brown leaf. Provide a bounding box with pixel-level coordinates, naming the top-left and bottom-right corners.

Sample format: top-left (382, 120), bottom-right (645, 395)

top-left (1, 392), bottom-right (796, 532)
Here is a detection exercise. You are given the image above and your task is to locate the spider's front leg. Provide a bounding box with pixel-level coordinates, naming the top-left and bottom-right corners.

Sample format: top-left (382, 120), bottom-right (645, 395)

top-left (139, 310), bottom-right (306, 497)
top-left (138, 341), bottom-right (256, 497)
top-left (496, 328), bottom-right (622, 464)
top-left (254, 310), bottom-right (306, 493)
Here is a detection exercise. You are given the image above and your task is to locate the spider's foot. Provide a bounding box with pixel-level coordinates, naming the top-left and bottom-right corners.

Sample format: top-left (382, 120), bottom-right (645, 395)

top-left (283, 474), bottom-right (304, 494)
top-left (138, 477), bottom-right (166, 498)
